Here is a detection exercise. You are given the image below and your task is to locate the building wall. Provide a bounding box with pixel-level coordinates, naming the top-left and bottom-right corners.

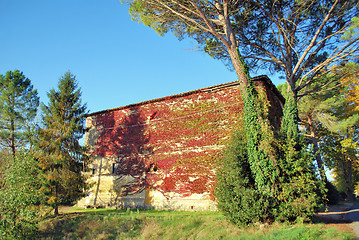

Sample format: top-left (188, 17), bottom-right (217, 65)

top-left (78, 76), bottom-right (284, 210)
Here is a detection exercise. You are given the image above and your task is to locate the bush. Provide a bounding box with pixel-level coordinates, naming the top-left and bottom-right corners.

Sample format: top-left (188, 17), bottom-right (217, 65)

top-left (216, 124), bottom-right (274, 225)
top-left (0, 151), bottom-right (42, 239)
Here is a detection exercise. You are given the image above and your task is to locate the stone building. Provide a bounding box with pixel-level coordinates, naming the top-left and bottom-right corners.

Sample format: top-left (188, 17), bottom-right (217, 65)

top-left (77, 76), bottom-right (284, 210)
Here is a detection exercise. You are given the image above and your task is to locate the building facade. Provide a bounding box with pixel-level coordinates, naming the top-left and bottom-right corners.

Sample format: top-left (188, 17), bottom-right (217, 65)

top-left (77, 76), bottom-right (284, 210)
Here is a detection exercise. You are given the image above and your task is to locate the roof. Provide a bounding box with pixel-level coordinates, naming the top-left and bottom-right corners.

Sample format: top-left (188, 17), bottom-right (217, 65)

top-left (87, 75), bottom-right (284, 117)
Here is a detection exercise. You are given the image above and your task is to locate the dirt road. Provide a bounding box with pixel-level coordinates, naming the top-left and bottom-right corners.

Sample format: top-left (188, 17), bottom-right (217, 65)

top-left (344, 202), bottom-right (359, 239)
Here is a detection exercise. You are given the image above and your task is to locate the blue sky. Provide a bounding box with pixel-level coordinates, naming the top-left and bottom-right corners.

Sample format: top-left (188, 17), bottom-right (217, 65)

top-left (0, 0), bottom-right (284, 114)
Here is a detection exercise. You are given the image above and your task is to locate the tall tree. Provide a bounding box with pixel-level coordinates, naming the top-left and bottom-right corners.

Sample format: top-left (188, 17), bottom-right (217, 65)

top-left (279, 62), bottom-right (359, 201)
top-left (36, 72), bottom-right (89, 215)
top-left (217, 85), bottom-right (323, 224)
top-left (321, 63), bottom-right (359, 201)
top-left (0, 70), bottom-right (39, 158)
top-left (128, 0), bottom-right (359, 99)
top-left (277, 74), bottom-right (342, 182)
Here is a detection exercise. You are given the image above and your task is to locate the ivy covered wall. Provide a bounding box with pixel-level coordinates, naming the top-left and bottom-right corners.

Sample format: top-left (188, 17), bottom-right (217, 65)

top-left (84, 76), bottom-right (284, 204)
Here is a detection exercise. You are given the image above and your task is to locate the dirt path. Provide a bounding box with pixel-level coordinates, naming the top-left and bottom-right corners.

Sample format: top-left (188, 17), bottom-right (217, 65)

top-left (315, 202), bottom-right (358, 239)
top-left (344, 202), bottom-right (359, 239)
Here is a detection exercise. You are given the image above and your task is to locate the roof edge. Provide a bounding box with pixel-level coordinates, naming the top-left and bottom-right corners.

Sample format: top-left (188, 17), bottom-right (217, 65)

top-left (87, 75), bottom-right (283, 117)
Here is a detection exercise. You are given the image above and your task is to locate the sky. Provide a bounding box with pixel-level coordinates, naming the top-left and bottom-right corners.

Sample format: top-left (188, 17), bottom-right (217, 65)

top-left (0, 0), bottom-right (284, 114)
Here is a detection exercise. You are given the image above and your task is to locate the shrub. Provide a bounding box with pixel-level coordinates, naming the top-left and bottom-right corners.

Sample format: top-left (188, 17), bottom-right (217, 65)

top-left (0, 151), bottom-right (42, 239)
top-left (216, 122), bottom-right (274, 225)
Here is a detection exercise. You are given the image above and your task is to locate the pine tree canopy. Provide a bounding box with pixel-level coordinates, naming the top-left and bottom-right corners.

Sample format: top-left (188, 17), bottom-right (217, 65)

top-left (0, 70), bottom-right (39, 157)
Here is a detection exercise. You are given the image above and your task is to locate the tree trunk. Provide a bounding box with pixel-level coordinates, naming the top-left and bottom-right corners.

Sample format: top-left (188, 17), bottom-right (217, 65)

top-left (53, 206), bottom-right (59, 215)
top-left (338, 154), bottom-right (355, 201)
top-left (10, 119), bottom-right (16, 160)
top-left (228, 46), bottom-right (249, 89)
top-left (347, 189), bottom-right (356, 202)
top-left (307, 115), bottom-right (327, 182)
top-left (216, 2), bottom-right (248, 89)
top-left (346, 157), bottom-right (356, 202)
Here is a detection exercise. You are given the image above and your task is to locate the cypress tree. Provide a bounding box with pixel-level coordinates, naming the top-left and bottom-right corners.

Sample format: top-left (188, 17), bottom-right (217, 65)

top-left (0, 70), bottom-right (39, 158)
top-left (275, 93), bottom-right (324, 221)
top-left (36, 72), bottom-right (88, 215)
top-left (216, 51), bottom-right (323, 224)
top-left (217, 52), bottom-right (277, 224)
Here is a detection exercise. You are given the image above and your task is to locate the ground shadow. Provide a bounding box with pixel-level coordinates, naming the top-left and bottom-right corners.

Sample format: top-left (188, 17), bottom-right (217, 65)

top-left (313, 203), bottom-right (354, 224)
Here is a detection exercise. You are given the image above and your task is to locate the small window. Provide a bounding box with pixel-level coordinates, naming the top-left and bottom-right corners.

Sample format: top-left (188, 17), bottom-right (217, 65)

top-left (146, 163), bottom-right (158, 173)
top-left (150, 111), bottom-right (158, 120)
top-left (92, 164), bottom-right (97, 175)
top-left (112, 162), bottom-right (121, 175)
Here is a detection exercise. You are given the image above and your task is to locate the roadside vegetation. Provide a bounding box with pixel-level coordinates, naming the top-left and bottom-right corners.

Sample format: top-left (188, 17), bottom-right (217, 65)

top-left (38, 208), bottom-right (355, 240)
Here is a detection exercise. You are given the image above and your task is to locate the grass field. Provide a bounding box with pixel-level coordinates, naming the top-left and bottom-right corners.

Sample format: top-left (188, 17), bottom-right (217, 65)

top-left (38, 207), bottom-right (355, 240)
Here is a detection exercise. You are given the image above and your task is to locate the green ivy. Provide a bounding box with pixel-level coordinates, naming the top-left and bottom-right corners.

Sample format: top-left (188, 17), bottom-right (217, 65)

top-left (216, 50), bottom-right (324, 225)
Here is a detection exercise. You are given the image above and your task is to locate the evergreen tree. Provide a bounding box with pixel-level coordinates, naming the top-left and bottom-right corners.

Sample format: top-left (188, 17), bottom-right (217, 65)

top-left (36, 72), bottom-right (88, 215)
top-left (278, 63), bottom-right (359, 203)
top-left (216, 118), bottom-right (273, 225)
top-left (275, 94), bottom-right (324, 221)
top-left (0, 70), bottom-right (39, 158)
top-left (217, 57), bottom-right (323, 224)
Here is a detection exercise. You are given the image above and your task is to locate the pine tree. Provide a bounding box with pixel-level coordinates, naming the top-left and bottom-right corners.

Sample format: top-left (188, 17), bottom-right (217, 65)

top-left (36, 72), bottom-right (88, 215)
top-left (0, 70), bottom-right (39, 158)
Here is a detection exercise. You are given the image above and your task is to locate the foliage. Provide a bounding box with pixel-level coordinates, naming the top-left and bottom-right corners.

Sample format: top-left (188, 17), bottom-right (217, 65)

top-left (36, 72), bottom-right (89, 215)
top-left (341, 16), bottom-right (359, 41)
top-left (277, 65), bottom-right (358, 203)
top-left (217, 83), bottom-right (323, 224)
top-left (0, 151), bottom-right (42, 239)
top-left (321, 127), bottom-right (359, 201)
top-left (0, 149), bottom-right (11, 189)
top-left (38, 209), bottom-right (355, 240)
top-left (128, 0), bottom-right (252, 86)
top-left (127, 0), bottom-right (359, 99)
top-left (0, 70), bottom-right (39, 157)
top-left (216, 118), bottom-right (273, 225)
top-left (243, 81), bottom-right (279, 196)
top-left (276, 91), bottom-right (324, 221)
top-left (339, 62), bottom-right (359, 112)
top-left (296, 63), bottom-right (359, 201)
top-left (231, 0), bottom-right (358, 96)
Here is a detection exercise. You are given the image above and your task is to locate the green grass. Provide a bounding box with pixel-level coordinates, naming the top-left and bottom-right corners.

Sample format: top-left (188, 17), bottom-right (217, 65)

top-left (38, 208), bottom-right (355, 240)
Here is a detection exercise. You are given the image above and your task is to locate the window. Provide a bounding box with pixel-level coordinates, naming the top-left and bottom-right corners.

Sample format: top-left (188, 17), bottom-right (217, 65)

top-left (92, 164), bottom-right (97, 175)
top-left (112, 162), bottom-right (121, 175)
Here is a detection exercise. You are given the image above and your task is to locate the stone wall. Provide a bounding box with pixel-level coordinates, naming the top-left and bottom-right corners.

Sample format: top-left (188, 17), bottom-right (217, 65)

top-left (78, 76), bottom-right (284, 210)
